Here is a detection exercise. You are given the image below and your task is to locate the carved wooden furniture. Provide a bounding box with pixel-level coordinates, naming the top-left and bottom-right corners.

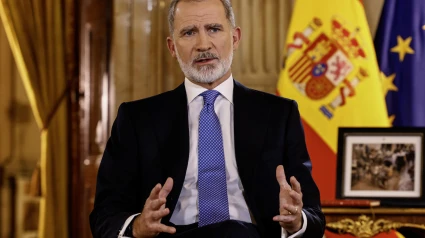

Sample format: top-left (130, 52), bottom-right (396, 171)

top-left (324, 207), bottom-right (425, 237)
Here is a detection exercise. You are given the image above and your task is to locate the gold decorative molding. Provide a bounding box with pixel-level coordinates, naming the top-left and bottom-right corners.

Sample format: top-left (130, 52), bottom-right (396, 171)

top-left (326, 215), bottom-right (425, 238)
top-left (323, 207), bottom-right (425, 215)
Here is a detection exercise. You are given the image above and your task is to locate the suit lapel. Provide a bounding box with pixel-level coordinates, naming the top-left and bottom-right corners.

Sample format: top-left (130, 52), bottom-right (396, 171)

top-left (233, 80), bottom-right (270, 190)
top-left (154, 83), bottom-right (189, 222)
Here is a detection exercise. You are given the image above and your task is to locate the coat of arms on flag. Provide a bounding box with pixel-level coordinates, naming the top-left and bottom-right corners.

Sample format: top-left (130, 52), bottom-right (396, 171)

top-left (286, 16), bottom-right (371, 119)
top-left (277, 0), bottom-right (389, 199)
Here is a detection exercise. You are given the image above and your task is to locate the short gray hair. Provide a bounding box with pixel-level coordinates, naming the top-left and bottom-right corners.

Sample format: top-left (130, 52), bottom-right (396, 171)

top-left (168, 0), bottom-right (236, 35)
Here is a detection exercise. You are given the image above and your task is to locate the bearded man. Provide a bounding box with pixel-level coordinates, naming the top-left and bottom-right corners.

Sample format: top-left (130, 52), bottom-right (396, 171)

top-left (90, 0), bottom-right (325, 237)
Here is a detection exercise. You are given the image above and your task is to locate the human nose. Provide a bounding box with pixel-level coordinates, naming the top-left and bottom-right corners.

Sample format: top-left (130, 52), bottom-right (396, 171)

top-left (195, 31), bottom-right (212, 52)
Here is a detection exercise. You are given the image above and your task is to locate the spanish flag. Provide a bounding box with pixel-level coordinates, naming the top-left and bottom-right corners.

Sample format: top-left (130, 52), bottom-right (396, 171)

top-left (277, 0), bottom-right (390, 199)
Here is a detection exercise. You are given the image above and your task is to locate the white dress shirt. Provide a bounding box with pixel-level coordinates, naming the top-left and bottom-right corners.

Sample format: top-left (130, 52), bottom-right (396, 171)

top-left (170, 76), bottom-right (307, 238)
top-left (170, 75), bottom-right (252, 224)
top-left (120, 75), bottom-right (307, 238)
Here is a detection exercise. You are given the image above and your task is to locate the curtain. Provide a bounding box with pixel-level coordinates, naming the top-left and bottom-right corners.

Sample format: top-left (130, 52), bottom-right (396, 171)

top-left (0, 0), bottom-right (74, 237)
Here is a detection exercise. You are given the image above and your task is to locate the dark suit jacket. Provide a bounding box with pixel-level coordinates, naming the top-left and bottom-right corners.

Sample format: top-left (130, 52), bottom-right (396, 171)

top-left (90, 80), bottom-right (325, 238)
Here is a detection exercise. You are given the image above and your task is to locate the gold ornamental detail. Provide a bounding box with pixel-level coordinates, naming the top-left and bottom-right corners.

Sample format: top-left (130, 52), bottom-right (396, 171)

top-left (326, 215), bottom-right (425, 238)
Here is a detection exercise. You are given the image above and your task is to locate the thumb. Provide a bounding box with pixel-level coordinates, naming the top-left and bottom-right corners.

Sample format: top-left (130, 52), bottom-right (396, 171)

top-left (276, 165), bottom-right (290, 190)
top-left (159, 177), bottom-right (173, 199)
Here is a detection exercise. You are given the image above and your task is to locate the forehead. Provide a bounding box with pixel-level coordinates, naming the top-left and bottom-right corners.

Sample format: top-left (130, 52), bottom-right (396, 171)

top-left (174, 0), bottom-right (228, 28)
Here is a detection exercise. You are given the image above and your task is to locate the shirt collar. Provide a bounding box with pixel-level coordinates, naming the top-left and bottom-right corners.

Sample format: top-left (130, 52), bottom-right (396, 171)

top-left (184, 74), bottom-right (234, 104)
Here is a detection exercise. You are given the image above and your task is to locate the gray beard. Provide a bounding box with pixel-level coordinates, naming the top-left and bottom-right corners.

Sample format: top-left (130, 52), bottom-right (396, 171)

top-left (175, 49), bottom-right (233, 84)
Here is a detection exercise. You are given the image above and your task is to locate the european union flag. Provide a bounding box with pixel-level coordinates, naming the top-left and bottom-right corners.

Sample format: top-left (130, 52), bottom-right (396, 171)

top-left (374, 0), bottom-right (425, 126)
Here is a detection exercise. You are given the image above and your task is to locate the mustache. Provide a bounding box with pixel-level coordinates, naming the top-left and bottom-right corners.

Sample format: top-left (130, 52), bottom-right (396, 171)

top-left (192, 52), bottom-right (219, 63)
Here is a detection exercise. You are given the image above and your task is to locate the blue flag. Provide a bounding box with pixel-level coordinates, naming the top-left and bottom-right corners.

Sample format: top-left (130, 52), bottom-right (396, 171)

top-left (374, 0), bottom-right (425, 126)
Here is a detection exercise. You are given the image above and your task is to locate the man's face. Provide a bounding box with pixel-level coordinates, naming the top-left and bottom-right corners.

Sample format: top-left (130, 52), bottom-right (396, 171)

top-left (167, 0), bottom-right (241, 84)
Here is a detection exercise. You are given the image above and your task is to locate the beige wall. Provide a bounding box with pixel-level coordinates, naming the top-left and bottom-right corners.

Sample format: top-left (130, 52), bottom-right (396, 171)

top-left (110, 0), bottom-right (385, 116)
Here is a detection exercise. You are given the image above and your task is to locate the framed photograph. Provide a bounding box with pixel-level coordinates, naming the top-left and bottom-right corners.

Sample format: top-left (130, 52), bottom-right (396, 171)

top-left (336, 127), bottom-right (425, 205)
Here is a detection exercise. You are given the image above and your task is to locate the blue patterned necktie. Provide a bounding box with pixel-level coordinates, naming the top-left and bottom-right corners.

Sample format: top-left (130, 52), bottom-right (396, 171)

top-left (198, 90), bottom-right (230, 227)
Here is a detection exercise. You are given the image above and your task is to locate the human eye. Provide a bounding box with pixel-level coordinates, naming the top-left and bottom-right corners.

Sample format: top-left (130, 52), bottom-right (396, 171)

top-left (180, 27), bottom-right (196, 37)
top-left (207, 24), bottom-right (222, 33)
top-left (209, 27), bottom-right (220, 33)
top-left (183, 30), bottom-right (195, 36)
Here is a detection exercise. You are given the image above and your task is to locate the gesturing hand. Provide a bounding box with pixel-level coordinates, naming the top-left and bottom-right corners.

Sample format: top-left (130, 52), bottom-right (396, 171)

top-left (132, 177), bottom-right (176, 238)
top-left (273, 165), bottom-right (303, 234)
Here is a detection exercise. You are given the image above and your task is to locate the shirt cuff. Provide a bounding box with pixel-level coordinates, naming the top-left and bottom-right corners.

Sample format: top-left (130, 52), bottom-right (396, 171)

top-left (281, 210), bottom-right (307, 238)
top-left (118, 213), bottom-right (141, 238)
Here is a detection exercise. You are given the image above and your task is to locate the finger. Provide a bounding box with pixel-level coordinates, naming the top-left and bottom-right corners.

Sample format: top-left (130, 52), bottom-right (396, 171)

top-left (289, 189), bottom-right (303, 203)
top-left (159, 177), bottom-right (174, 199)
top-left (282, 204), bottom-right (300, 215)
top-left (149, 183), bottom-right (162, 201)
top-left (153, 223), bottom-right (176, 234)
top-left (280, 208), bottom-right (291, 216)
top-left (151, 208), bottom-right (170, 220)
top-left (273, 215), bottom-right (297, 223)
top-left (150, 198), bottom-right (167, 210)
top-left (290, 176), bottom-right (302, 194)
top-left (276, 165), bottom-right (290, 190)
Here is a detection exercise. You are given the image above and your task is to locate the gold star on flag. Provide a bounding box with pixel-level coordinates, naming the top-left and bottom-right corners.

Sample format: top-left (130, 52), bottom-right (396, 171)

top-left (391, 36), bottom-right (415, 62)
top-left (389, 115), bottom-right (396, 125)
top-left (381, 72), bottom-right (398, 96)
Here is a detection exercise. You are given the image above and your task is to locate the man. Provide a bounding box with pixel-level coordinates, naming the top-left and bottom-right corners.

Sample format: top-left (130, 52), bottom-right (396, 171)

top-left (90, 0), bottom-right (325, 237)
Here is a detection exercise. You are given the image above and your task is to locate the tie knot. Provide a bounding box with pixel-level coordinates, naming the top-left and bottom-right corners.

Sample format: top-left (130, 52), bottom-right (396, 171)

top-left (200, 90), bottom-right (220, 105)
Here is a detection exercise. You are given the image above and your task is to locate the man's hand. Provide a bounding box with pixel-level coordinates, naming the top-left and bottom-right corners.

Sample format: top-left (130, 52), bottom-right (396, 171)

top-left (273, 165), bottom-right (303, 234)
top-left (132, 177), bottom-right (176, 238)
